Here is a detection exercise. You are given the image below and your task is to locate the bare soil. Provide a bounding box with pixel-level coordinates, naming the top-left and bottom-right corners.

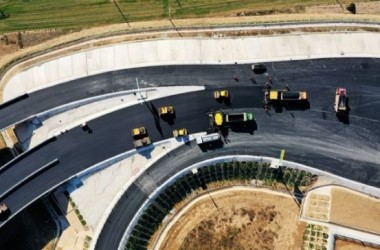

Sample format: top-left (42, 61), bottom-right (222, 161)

top-left (306, 1), bottom-right (380, 15)
top-left (0, 29), bottom-right (72, 60)
top-left (335, 239), bottom-right (380, 250)
top-left (158, 188), bottom-right (305, 250)
top-left (330, 187), bottom-right (380, 234)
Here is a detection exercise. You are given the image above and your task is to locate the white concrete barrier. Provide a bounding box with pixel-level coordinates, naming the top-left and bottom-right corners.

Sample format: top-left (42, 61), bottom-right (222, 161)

top-left (3, 32), bottom-right (380, 101)
top-left (116, 155), bottom-right (380, 250)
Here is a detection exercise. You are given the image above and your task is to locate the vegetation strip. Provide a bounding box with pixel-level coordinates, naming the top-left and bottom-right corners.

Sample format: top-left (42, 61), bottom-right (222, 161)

top-left (125, 161), bottom-right (314, 250)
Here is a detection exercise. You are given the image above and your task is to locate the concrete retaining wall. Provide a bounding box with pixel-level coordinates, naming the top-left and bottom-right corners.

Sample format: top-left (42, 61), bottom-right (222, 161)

top-left (4, 32), bottom-right (380, 101)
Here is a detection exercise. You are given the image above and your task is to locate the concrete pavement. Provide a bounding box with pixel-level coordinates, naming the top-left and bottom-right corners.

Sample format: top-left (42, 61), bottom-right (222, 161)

top-left (3, 32), bottom-right (380, 101)
top-left (14, 86), bottom-right (204, 150)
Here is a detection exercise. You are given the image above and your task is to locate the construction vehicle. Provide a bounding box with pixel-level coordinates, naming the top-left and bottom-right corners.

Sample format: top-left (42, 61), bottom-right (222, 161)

top-left (0, 204), bottom-right (8, 213)
top-left (132, 127), bottom-right (151, 148)
top-left (225, 112), bottom-right (254, 123)
top-left (212, 111), bottom-right (224, 126)
top-left (158, 106), bottom-right (174, 116)
top-left (269, 90), bottom-right (308, 102)
top-left (213, 90), bottom-right (229, 100)
top-left (0, 204), bottom-right (9, 220)
top-left (173, 128), bottom-right (188, 137)
top-left (196, 133), bottom-right (221, 145)
top-left (334, 87), bottom-right (347, 113)
top-left (132, 127), bottom-right (146, 137)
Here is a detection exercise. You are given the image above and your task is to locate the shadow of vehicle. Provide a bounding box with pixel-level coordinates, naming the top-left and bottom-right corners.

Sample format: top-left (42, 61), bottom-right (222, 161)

top-left (336, 98), bottom-right (350, 124)
top-left (272, 103), bottom-right (283, 113)
top-left (175, 135), bottom-right (190, 143)
top-left (0, 207), bottom-right (11, 222)
top-left (224, 97), bottom-right (232, 107)
top-left (284, 100), bottom-right (310, 111)
top-left (136, 144), bottom-right (155, 159)
top-left (336, 112), bottom-right (350, 124)
top-left (229, 120), bottom-right (257, 135)
top-left (198, 140), bottom-right (224, 152)
top-left (160, 112), bottom-right (176, 125)
top-left (81, 123), bottom-right (93, 134)
top-left (252, 64), bottom-right (267, 74)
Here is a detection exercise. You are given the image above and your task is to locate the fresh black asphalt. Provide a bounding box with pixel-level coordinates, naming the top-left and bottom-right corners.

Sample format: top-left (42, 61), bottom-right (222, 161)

top-left (1, 58), bottom-right (379, 129)
top-left (0, 58), bottom-right (379, 244)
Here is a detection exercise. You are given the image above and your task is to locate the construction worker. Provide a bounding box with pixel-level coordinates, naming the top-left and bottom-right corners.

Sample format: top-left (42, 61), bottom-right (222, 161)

top-left (264, 104), bottom-right (270, 114)
top-left (267, 76), bottom-right (273, 85)
top-left (265, 82), bottom-right (271, 90)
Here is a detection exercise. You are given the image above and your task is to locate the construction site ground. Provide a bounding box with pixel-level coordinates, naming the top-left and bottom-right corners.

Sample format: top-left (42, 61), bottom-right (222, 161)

top-left (158, 188), bottom-right (305, 250)
top-left (1, 2), bottom-right (380, 250)
top-left (330, 187), bottom-right (380, 235)
top-left (335, 239), bottom-right (379, 250)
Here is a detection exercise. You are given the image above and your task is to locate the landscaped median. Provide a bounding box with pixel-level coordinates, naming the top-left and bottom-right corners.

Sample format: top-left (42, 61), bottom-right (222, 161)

top-left (124, 161), bottom-right (314, 250)
top-left (115, 152), bottom-right (380, 250)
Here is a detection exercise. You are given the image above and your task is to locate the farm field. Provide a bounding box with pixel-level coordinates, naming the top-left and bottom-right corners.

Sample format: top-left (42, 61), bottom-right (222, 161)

top-left (0, 0), bottom-right (377, 32)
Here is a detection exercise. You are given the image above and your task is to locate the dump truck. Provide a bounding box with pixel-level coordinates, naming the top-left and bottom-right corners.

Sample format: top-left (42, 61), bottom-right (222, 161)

top-left (196, 133), bottom-right (221, 145)
top-left (225, 112), bottom-right (254, 123)
top-left (132, 127), bottom-right (151, 148)
top-left (269, 90), bottom-right (308, 101)
top-left (158, 106), bottom-right (174, 116)
top-left (173, 128), bottom-right (188, 137)
top-left (334, 87), bottom-right (347, 113)
top-left (213, 90), bottom-right (229, 99)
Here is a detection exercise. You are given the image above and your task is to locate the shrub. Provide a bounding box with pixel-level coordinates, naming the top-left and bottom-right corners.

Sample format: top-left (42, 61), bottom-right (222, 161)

top-left (346, 3), bottom-right (356, 14)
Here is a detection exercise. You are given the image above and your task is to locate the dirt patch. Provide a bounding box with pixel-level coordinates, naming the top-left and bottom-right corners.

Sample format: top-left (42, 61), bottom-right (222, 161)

top-left (335, 238), bottom-right (380, 250)
top-left (330, 187), bottom-right (380, 234)
top-left (304, 192), bottom-right (330, 221)
top-left (158, 188), bottom-right (305, 250)
top-left (306, 1), bottom-right (380, 15)
top-left (0, 29), bottom-right (71, 59)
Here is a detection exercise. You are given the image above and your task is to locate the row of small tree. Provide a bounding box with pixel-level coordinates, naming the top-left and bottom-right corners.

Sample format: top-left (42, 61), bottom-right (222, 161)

top-left (125, 161), bottom-right (314, 250)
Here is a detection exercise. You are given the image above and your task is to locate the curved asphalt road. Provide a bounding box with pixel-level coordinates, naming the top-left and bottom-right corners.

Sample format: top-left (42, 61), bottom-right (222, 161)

top-left (0, 58), bottom-right (380, 231)
top-left (0, 58), bottom-right (379, 129)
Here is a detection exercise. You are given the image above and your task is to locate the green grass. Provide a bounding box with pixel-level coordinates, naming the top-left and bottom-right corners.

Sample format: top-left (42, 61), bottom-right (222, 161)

top-left (0, 0), bottom-right (342, 32)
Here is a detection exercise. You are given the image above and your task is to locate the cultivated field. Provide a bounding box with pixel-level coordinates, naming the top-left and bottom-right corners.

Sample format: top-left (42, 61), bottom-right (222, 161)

top-left (0, 0), bottom-right (377, 32)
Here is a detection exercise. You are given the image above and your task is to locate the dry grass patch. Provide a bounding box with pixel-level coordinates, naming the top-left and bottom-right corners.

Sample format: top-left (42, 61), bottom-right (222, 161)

top-left (335, 238), bottom-right (380, 250)
top-left (330, 187), bottom-right (380, 234)
top-left (158, 188), bottom-right (305, 250)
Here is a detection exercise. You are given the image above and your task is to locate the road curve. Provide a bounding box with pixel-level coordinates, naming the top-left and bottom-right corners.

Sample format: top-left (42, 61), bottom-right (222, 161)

top-left (0, 58), bottom-right (379, 231)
